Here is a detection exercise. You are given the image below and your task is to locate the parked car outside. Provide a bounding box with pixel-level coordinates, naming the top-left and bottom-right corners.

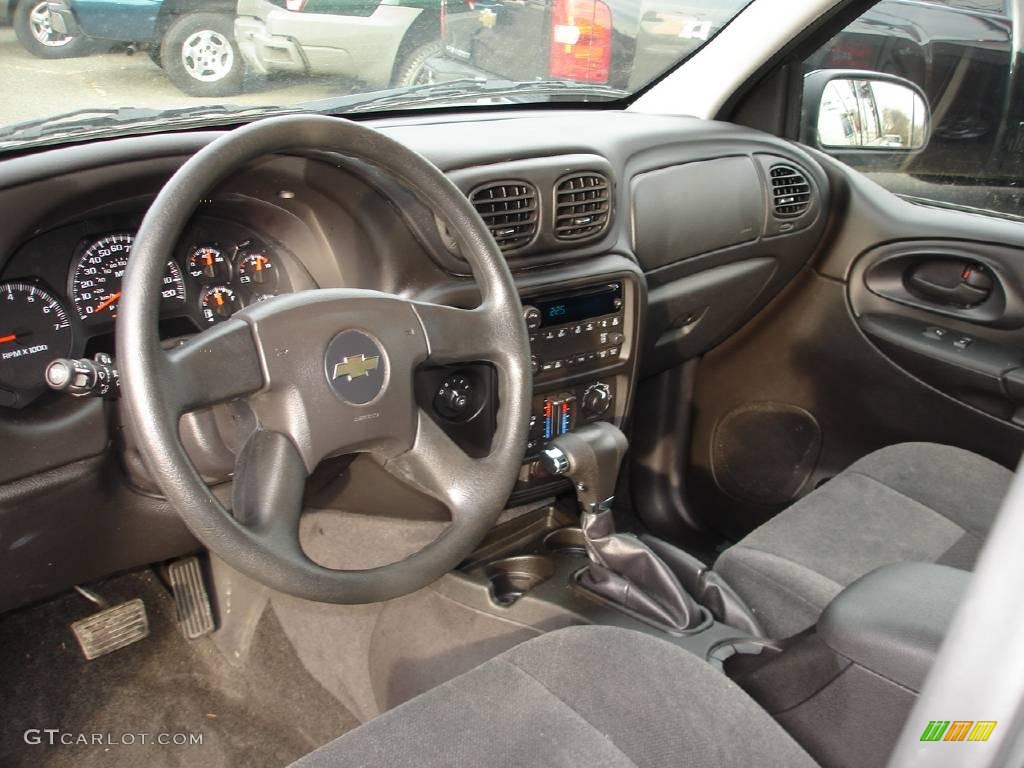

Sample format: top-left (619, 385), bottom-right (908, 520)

top-left (47, 0), bottom-right (244, 95)
top-left (432, 0), bottom-right (749, 92)
top-left (234, 0), bottom-right (445, 91)
top-left (8, 0), bottom-right (91, 57)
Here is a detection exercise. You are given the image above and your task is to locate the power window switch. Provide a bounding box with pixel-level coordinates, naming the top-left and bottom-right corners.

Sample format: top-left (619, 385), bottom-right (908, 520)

top-left (923, 327), bottom-right (948, 340)
top-left (953, 336), bottom-right (974, 350)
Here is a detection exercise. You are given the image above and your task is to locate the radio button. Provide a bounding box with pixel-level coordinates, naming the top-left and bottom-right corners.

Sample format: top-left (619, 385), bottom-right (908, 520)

top-left (523, 305), bottom-right (542, 331)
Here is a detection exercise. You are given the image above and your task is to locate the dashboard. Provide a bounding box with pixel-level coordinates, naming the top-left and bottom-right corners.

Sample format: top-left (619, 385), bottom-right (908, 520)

top-left (0, 215), bottom-right (302, 408)
top-left (0, 110), bottom-right (831, 613)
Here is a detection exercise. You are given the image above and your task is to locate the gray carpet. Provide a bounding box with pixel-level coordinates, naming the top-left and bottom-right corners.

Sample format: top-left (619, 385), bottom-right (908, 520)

top-left (0, 569), bottom-right (359, 768)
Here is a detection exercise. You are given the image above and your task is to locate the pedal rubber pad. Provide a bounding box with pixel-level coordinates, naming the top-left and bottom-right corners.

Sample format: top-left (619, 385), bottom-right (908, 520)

top-left (71, 599), bottom-right (149, 660)
top-left (168, 556), bottom-right (215, 640)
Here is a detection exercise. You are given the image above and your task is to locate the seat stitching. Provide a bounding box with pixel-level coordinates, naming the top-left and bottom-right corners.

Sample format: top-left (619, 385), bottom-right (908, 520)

top-left (497, 657), bottom-right (641, 768)
top-left (719, 547), bottom-right (841, 612)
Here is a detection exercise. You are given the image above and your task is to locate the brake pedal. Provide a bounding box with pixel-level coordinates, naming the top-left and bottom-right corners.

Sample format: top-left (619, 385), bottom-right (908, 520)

top-left (168, 556), bottom-right (215, 640)
top-left (71, 589), bottom-right (149, 660)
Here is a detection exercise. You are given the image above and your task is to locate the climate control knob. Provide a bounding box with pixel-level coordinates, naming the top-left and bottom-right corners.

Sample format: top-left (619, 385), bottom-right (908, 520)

top-left (582, 383), bottom-right (612, 416)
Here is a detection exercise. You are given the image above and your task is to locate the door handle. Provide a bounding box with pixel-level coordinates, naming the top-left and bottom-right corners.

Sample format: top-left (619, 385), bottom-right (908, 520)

top-left (906, 260), bottom-right (993, 308)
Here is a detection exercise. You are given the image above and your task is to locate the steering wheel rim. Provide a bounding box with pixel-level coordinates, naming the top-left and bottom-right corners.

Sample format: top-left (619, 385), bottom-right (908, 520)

top-left (117, 114), bottom-right (530, 603)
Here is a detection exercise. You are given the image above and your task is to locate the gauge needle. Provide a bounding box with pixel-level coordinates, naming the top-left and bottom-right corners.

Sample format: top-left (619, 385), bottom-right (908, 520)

top-left (94, 291), bottom-right (122, 314)
top-left (0, 334), bottom-right (16, 344)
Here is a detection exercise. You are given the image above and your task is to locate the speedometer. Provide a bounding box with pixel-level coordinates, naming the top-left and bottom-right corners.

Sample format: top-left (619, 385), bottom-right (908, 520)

top-left (71, 233), bottom-right (186, 322)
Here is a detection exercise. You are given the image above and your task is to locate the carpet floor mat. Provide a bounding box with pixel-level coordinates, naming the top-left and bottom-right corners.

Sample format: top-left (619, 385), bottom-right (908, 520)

top-left (0, 569), bottom-right (359, 768)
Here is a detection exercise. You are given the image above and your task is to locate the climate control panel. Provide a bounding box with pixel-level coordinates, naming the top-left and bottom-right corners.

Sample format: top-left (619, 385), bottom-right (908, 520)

top-left (526, 379), bottom-right (618, 457)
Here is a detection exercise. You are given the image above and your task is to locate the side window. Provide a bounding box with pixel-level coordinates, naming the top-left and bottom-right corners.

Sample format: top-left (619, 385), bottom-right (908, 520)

top-left (802, 0), bottom-right (1021, 218)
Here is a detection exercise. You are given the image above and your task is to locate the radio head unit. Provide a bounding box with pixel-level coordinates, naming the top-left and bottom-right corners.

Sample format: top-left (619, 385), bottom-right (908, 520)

top-left (524, 283), bottom-right (626, 380)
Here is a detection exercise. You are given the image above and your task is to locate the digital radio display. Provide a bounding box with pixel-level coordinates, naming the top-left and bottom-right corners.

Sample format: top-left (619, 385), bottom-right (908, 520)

top-left (534, 284), bottom-right (621, 328)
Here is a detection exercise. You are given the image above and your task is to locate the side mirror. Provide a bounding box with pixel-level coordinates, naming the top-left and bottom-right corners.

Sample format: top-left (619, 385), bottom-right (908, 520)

top-left (801, 70), bottom-right (931, 154)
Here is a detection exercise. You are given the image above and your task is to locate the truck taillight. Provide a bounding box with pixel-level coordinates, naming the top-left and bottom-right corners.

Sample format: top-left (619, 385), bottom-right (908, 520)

top-left (286, 0), bottom-right (308, 10)
top-left (549, 0), bottom-right (611, 84)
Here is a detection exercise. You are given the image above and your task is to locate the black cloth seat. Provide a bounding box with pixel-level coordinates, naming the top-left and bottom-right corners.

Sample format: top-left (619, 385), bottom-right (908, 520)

top-left (291, 625), bottom-right (817, 768)
top-left (715, 442), bottom-right (1012, 638)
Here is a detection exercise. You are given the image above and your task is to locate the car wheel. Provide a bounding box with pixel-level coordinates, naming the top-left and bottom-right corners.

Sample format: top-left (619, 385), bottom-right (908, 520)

top-left (161, 12), bottom-right (243, 97)
top-left (393, 40), bottom-right (442, 88)
top-left (13, 0), bottom-right (92, 59)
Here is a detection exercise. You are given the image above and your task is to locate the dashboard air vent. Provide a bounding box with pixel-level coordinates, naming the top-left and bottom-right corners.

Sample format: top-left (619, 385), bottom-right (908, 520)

top-left (769, 164), bottom-right (811, 218)
top-left (554, 173), bottom-right (611, 241)
top-left (468, 180), bottom-right (539, 252)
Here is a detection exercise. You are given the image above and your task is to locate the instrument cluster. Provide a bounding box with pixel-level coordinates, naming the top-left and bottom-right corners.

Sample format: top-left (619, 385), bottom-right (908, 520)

top-left (0, 216), bottom-right (296, 408)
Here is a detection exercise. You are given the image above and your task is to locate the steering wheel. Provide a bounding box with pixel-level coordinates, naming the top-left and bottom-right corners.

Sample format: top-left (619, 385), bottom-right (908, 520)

top-left (117, 115), bottom-right (531, 603)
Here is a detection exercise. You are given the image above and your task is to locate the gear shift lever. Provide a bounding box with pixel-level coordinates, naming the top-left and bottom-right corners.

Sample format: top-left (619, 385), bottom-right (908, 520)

top-left (540, 422), bottom-right (706, 632)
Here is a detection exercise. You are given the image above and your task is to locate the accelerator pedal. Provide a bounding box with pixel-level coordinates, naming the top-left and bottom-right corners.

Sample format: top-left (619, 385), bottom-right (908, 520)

top-left (168, 556), bottom-right (215, 639)
top-left (70, 587), bottom-right (149, 660)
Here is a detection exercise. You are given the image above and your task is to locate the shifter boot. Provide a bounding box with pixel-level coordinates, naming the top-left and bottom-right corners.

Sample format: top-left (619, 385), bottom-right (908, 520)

top-left (578, 508), bottom-right (705, 631)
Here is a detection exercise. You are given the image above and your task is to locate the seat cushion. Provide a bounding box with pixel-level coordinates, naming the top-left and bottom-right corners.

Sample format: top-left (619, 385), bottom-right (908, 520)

top-left (290, 625), bottom-right (817, 768)
top-left (715, 442), bottom-right (1012, 638)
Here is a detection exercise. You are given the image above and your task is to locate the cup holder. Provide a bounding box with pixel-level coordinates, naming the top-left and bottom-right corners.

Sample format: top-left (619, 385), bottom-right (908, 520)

top-left (542, 527), bottom-right (587, 556)
top-left (485, 555), bottom-right (555, 606)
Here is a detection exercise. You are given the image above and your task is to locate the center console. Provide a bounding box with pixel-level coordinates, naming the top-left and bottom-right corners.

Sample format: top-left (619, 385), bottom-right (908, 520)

top-left (513, 270), bottom-right (643, 498)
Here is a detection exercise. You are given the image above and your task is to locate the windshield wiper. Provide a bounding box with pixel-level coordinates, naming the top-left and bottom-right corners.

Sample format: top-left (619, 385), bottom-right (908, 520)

top-left (301, 79), bottom-right (630, 115)
top-left (0, 104), bottom-right (302, 147)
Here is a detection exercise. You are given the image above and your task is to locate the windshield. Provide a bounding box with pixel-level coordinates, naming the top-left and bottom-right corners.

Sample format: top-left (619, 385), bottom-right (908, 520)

top-left (0, 0), bottom-right (751, 150)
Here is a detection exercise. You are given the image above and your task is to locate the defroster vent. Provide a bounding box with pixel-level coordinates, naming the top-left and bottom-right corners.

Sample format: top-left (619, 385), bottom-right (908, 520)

top-left (469, 180), bottom-right (539, 252)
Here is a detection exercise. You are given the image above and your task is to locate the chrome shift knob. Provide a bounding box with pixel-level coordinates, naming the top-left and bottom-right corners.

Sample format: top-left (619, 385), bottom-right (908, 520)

top-left (539, 446), bottom-right (570, 476)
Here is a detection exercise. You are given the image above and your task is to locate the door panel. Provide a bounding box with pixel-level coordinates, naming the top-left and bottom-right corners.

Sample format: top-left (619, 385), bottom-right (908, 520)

top-left (681, 156), bottom-right (1024, 542)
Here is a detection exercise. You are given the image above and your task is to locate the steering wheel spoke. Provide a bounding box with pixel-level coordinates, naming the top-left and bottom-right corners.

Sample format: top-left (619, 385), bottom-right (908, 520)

top-left (164, 318), bottom-right (265, 414)
top-left (411, 300), bottom-right (508, 366)
top-left (231, 430), bottom-right (308, 551)
top-left (383, 408), bottom-right (486, 522)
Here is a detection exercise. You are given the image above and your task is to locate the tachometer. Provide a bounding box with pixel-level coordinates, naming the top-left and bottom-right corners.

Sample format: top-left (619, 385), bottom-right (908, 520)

top-left (71, 233), bottom-right (186, 322)
top-left (0, 282), bottom-right (73, 407)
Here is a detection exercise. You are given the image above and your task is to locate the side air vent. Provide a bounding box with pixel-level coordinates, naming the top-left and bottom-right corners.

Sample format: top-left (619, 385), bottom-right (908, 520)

top-left (468, 180), bottom-right (539, 252)
top-left (554, 172), bottom-right (611, 241)
top-left (769, 164), bottom-right (812, 218)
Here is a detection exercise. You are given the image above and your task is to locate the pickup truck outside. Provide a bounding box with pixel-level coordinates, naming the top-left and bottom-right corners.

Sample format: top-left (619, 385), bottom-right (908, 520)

top-left (437, 0), bottom-right (747, 91)
top-left (46, 0), bottom-right (244, 95)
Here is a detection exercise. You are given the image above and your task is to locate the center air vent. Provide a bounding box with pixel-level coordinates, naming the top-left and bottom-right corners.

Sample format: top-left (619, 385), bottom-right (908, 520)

top-left (769, 164), bottom-right (811, 218)
top-left (468, 180), bottom-right (539, 252)
top-left (554, 173), bottom-right (611, 241)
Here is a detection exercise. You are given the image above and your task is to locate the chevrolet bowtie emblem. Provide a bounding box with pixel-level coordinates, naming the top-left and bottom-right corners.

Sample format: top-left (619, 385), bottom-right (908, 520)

top-left (333, 354), bottom-right (380, 381)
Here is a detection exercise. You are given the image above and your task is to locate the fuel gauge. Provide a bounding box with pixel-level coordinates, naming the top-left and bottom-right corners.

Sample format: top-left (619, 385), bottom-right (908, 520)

top-left (188, 245), bottom-right (230, 283)
top-left (237, 249), bottom-right (277, 295)
top-left (199, 285), bottom-right (241, 324)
